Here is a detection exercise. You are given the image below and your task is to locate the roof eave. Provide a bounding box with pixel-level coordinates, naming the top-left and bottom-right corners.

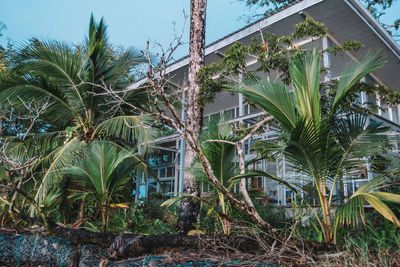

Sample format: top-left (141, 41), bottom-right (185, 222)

top-left (345, 0), bottom-right (400, 59)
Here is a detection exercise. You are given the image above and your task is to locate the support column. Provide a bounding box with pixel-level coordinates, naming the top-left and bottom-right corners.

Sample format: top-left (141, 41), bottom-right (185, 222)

top-left (322, 36), bottom-right (331, 82)
top-left (178, 90), bottom-right (186, 194)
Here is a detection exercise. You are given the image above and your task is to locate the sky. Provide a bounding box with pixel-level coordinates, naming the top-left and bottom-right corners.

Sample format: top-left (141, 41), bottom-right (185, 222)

top-left (0, 0), bottom-right (399, 59)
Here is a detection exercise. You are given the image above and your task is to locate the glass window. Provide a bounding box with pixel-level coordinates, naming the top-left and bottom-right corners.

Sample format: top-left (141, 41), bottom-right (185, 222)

top-left (223, 108), bottom-right (234, 120)
top-left (203, 116), bottom-right (210, 125)
top-left (159, 168), bottom-right (166, 177)
top-left (285, 189), bottom-right (294, 206)
top-left (265, 161), bottom-right (277, 176)
top-left (159, 180), bottom-right (174, 196)
top-left (148, 181), bottom-right (157, 197)
top-left (381, 100), bottom-right (390, 120)
top-left (392, 106), bottom-right (399, 124)
top-left (367, 94), bottom-right (377, 108)
top-left (139, 184), bottom-right (146, 198)
top-left (210, 113), bottom-right (219, 122)
top-left (166, 166), bottom-right (175, 177)
top-left (243, 104), bottom-right (249, 115)
top-left (355, 92), bottom-right (362, 106)
top-left (251, 176), bottom-right (263, 188)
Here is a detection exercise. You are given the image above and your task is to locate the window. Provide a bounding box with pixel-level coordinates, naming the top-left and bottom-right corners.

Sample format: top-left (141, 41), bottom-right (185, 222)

top-left (148, 181), bottom-right (157, 197)
top-left (392, 106), bottom-right (399, 124)
top-left (159, 168), bottom-right (166, 177)
top-left (159, 180), bottom-right (175, 196)
top-left (367, 94), bottom-right (377, 108)
top-left (243, 103), bottom-right (250, 116)
top-left (223, 108), bottom-right (234, 120)
top-left (210, 113), bottom-right (219, 122)
top-left (166, 166), bottom-right (175, 177)
top-left (381, 100), bottom-right (390, 120)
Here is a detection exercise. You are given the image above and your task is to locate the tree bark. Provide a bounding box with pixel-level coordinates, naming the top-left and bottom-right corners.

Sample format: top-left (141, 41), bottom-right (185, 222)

top-left (108, 233), bottom-right (259, 259)
top-left (178, 0), bottom-right (207, 233)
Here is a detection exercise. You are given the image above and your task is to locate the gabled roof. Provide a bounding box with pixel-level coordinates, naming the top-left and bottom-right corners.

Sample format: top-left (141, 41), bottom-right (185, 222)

top-left (129, 0), bottom-right (400, 91)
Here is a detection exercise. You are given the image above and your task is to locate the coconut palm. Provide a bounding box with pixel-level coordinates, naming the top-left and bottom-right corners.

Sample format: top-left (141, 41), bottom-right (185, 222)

top-left (63, 141), bottom-right (144, 232)
top-left (0, 15), bottom-right (153, 212)
top-left (163, 115), bottom-right (298, 234)
top-left (162, 116), bottom-right (237, 234)
top-left (194, 116), bottom-right (238, 234)
top-left (233, 49), bottom-right (400, 243)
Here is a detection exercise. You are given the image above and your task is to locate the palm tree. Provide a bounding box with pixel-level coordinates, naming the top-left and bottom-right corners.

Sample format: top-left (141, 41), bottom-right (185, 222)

top-left (234, 49), bottom-right (400, 243)
top-left (0, 15), bottom-right (153, 213)
top-left (193, 116), bottom-right (238, 234)
top-left (162, 116), bottom-right (237, 234)
top-left (64, 141), bottom-right (144, 232)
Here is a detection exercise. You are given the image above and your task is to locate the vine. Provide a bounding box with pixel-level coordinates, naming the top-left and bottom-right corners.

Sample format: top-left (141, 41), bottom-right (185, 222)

top-left (197, 17), bottom-right (367, 107)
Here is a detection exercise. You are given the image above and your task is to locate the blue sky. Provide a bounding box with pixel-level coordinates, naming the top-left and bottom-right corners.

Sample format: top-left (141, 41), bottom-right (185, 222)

top-left (0, 0), bottom-right (399, 59)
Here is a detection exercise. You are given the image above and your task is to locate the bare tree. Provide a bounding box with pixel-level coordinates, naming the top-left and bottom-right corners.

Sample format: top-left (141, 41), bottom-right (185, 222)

top-left (96, 38), bottom-right (275, 232)
top-left (0, 97), bottom-right (51, 219)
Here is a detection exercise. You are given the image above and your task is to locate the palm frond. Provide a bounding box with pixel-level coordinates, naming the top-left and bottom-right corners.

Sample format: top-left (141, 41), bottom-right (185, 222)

top-left (32, 138), bottom-right (82, 214)
top-left (335, 170), bottom-right (400, 240)
top-left (229, 170), bottom-right (298, 192)
top-left (230, 78), bottom-right (297, 131)
top-left (332, 51), bottom-right (385, 114)
top-left (63, 141), bottom-right (144, 205)
top-left (92, 115), bottom-right (156, 153)
top-left (199, 115), bottom-right (237, 185)
top-left (290, 48), bottom-right (321, 122)
top-left (17, 39), bottom-right (88, 114)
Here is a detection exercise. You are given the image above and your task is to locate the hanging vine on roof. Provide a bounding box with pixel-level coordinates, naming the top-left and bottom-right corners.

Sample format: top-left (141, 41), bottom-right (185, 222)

top-left (197, 17), bottom-right (364, 107)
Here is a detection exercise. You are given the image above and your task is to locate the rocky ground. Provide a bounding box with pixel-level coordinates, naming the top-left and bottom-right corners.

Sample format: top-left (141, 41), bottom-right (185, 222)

top-left (0, 232), bottom-right (279, 266)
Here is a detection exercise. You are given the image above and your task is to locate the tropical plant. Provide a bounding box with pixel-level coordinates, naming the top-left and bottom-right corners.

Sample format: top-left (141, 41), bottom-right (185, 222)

top-left (63, 141), bottom-right (146, 232)
top-left (0, 15), bottom-right (153, 214)
top-left (163, 116), bottom-right (237, 234)
top-left (233, 48), bottom-right (400, 243)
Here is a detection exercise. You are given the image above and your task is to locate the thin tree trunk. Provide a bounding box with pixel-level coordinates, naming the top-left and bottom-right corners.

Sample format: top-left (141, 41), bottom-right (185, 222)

top-left (102, 207), bottom-right (109, 233)
top-left (237, 142), bottom-right (269, 228)
top-left (178, 0), bottom-right (207, 233)
top-left (74, 199), bottom-right (85, 227)
top-left (321, 194), bottom-right (332, 243)
top-left (338, 176), bottom-right (345, 205)
top-left (8, 176), bottom-right (24, 214)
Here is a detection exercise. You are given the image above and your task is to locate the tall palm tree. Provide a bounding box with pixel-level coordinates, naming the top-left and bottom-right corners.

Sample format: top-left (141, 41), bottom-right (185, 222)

top-left (234, 49), bottom-right (400, 243)
top-left (64, 141), bottom-right (144, 232)
top-left (0, 15), bottom-right (153, 212)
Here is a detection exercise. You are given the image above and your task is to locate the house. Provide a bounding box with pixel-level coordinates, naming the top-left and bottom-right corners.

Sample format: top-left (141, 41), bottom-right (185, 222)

top-left (133, 0), bottom-right (400, 205)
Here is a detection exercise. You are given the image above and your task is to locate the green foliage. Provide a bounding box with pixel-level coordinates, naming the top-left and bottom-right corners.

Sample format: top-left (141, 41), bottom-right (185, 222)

top-left (335, 170), bottom-right (400, 241)
top-left (64, 141), bottom-right (145, 232)
top-left (292, 17), bottom-right (326, 40)
top-left (197, 62), bottom-right (225, 107)
top-left (0, 15), bottom-right (154, 216)
top-left (232, 49), bottom-right (400, 243)
top-left (162, 115), bottom-right (239, 233)
top-left (359, 81), bottom-right (400, 107)
top-left (325, 40), bottom-right (362, 55)
top-left (197, 18), bottom-right (366, 107)
top-left (126, 197), bottom-right (178, 234)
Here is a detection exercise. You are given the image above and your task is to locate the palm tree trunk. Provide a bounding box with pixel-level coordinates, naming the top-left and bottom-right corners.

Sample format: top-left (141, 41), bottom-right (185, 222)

top-left (338, 175), bottom-right (345, 205)
top-left (102, 207), bottom-right (109, 233)
top-left (78, 199), bottom-right (85, 221)
top-left (321, 194), bottom-right (333, 243)
top-left (178, 0), bottom-right (206, 233)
